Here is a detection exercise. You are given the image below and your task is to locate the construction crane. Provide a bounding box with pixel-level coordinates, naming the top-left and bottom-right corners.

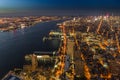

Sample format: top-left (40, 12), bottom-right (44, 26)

top-left (96, 17), bottom-right (103, 34)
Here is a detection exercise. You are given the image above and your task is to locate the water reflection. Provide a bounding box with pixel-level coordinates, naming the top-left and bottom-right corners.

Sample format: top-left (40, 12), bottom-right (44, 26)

top-left (0, 20), bottom-right (62, 78)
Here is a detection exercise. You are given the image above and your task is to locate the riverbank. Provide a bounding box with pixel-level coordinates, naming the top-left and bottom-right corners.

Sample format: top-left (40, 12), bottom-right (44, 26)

top-left (0, 20), bottom-right (64, 79)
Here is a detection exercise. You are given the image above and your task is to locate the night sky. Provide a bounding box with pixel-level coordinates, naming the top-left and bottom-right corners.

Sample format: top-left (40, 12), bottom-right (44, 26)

top-left (0, 0), bottom-right (120, 15)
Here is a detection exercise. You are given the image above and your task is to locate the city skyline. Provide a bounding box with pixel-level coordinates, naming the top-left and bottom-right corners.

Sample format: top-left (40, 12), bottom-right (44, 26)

top-left (0, 0), bottom-right (120, 79)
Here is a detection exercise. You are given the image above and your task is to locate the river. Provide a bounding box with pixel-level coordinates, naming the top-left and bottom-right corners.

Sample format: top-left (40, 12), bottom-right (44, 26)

top-left (0, 20), bottom-right (62, 78)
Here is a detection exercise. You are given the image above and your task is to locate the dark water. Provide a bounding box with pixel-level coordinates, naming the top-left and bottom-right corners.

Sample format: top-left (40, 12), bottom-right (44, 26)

top-left (0, 20), bottom-right (62, 78)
